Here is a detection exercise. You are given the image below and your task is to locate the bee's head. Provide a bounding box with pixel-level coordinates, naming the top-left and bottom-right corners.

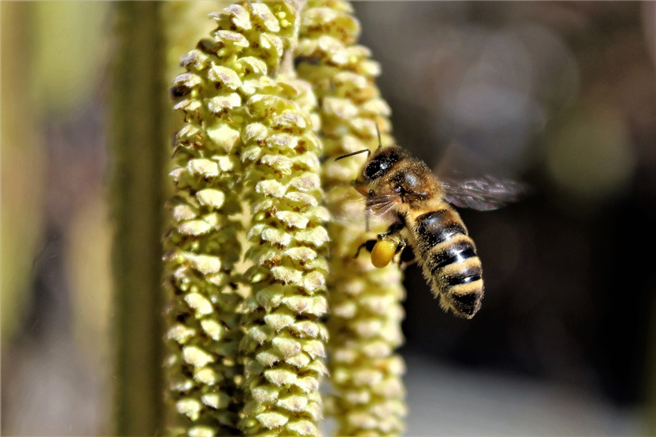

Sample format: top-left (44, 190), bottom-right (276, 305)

top-left (353, 146), bottom-right (407, 196)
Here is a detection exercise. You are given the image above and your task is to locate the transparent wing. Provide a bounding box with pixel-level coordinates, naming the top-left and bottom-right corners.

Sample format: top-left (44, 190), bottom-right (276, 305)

top-left (441, 175), bottom-right (527, 211)
top-left (433, 141), bottom-right (530, 211)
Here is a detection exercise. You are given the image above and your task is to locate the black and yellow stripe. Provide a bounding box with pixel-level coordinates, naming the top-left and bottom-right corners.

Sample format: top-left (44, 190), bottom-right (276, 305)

top-left (412, 208), bottom-right (484, 318)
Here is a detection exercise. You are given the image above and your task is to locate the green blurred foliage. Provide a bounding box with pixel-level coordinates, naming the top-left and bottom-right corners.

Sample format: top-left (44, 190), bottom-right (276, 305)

top-left (66, 197), bottom-right (112, 374)
top-left (1, 2), bottom-right (46, 344)
top-left (32, 2), bottom-right (109, 118)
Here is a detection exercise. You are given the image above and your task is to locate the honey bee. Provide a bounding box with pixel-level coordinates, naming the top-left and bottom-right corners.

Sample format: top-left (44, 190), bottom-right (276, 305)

top-left (337, 137), bottom-right (523, 319)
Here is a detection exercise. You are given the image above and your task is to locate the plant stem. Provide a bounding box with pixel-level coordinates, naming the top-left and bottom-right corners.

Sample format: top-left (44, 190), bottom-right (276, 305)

top-left (109, 3), bottom-right (168, 435)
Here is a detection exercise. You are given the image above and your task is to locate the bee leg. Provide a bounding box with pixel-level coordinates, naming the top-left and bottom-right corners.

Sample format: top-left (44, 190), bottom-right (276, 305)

top-left (399, 245), bottom-right (416, 265)
top-left (378, 222), bottom-right (404, 239)
top-left (354, 239), bottom-right (377, 258)
top-left (394, 239), bottom-right (406, 255)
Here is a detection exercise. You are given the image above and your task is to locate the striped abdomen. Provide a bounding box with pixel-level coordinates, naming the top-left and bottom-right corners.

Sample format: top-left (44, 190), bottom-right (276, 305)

top-left (410, 208), bottom-right (484, 318)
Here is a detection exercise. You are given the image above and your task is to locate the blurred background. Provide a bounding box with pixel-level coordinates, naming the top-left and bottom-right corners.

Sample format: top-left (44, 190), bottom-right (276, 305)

top-left (2, 1), bottom-right (655, 435)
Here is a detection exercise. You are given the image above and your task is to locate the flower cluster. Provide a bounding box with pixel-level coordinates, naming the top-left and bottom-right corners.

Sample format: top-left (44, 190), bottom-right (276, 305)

top-left (164, 1), bottom-right (407, 436)
top-left (296, 1), bottom-right (407, 435)
top-left (164, 3), bottom-right (304, 436)
top-left (238, 78), bottom-right (330, 436)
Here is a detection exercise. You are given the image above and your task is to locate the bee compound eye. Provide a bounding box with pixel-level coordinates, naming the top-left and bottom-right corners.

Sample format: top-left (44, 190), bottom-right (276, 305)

top-left (371, 239), bottom-right (397, 268)
top-left (364, 161), bottom-right (382, 179)
top-left (364, 158), bottom-right (392, 180)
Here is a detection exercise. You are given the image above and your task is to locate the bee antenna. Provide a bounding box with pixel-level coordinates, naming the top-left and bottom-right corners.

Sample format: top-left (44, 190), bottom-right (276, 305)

top-left (335, 148), bottom-right (372, 161)
top-left (375, 123), bottom-right (383, 152)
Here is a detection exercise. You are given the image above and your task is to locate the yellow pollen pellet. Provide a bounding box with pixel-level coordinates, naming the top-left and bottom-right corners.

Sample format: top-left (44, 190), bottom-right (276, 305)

top-left (370, 240), bottom-right (397, 268)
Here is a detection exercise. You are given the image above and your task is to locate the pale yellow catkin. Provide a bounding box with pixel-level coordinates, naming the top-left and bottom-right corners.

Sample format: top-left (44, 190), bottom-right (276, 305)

top-left (234, 7), bottom-right (331, 436)
top-left (165, 1), bottom-right (406, 435)
top-left (163, 3), bottom-right (305, 436)
top-left (296, 1), bottom-right (408, 435)
top-left (238, 76), bottom-right (330, 436)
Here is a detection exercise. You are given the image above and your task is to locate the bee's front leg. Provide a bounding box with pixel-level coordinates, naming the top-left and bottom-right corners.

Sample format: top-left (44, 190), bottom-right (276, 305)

top-left (354, 239), bottom-right (377, 258)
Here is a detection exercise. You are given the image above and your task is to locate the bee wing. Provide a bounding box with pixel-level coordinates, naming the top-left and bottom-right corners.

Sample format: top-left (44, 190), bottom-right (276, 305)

top-left (433, 141), bottom-right (529, 211)
top-left (441, 175), bottom-right (526, 211)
